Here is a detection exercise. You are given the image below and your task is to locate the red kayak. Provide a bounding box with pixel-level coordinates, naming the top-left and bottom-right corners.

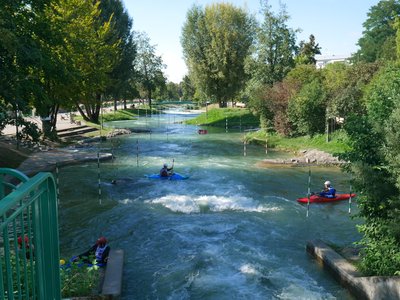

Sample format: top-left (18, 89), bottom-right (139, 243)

top-left (297, 193), bottom-right (356, 203)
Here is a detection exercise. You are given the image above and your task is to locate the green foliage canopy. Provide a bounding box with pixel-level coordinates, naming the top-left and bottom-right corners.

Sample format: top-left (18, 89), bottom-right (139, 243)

top-left (181, 3), bottom-right (254, 107)
top-left (354, 0), bottom-right (400, 62)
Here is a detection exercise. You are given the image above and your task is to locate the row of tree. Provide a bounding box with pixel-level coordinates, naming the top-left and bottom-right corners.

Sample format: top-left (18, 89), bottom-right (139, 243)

top-left (0, 0), bottom-right (179, 139)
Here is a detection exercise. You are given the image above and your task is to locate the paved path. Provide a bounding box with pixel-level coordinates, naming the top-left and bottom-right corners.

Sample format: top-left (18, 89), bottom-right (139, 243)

top-left (2, 112), bottom-right (113, 176)
top-left (18, 148), bottom-right (112, 177)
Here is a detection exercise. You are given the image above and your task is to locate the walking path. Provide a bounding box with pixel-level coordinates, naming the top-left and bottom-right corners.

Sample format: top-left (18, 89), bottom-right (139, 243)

top-left (1, 112), bottom-right (112, 176)
top-left (18, 148), bottom-right (112, 177)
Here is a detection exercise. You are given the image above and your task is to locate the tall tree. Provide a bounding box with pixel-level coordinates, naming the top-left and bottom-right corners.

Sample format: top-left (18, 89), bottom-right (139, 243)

top-left (180, 75), bottom-right (196, 101)
top-left (340, 62), bottom-right (400, 275)
top-left (247, 1), bottom-right (297, 87)
top-left (353, 0), bottom-right (400, 62)
top-left (0, 0), bottom-right (50, 115)
top-left (295, 34), bottom-right (321, 65)
top-left (98, 0), bottom-right (137, 110)
top-left (245, 1), bottom-right (297, 128)
top-left (53, 0), bottom-right (120, 124)
top-left (181, 3), bottom-right (254, 107)
top-left (134, 32), bottom-right (165, 110)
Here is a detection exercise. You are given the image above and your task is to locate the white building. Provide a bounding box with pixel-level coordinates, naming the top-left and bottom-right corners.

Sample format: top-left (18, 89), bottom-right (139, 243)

top-left (315, 54), bottom-right (350, 69)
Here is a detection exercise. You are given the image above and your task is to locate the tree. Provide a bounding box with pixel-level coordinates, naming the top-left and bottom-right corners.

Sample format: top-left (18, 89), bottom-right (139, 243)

top-left (353, 0), bottom-right (400, 62)
top-left (244, 1), bottom-right (297, 128)
top-left (295, 34), bottom-right (321, 65)
top-left (134, 32), bottom-right (165, 110)
top-left (0, 0), bottom-right (50, 116)
top-left (246, 1), bottom-right (297, 87)
top-left (180, 75), bottom-right (195, 101)
top-left (98, 0), bottom-right (137, 110)
top-left (181, 3), bottom-right (254, 107)
top-left (288, 78), bottom-right (326, 136)
top-left (52, 0), bottom-right (120, 124)
top-left (323, 62), bottom-right (381, 122)
top-left (340, 62), bottom-right (400, 275)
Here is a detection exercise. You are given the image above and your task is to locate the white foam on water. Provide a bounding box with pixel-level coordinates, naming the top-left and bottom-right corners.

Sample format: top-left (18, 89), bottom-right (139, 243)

top-left (269, 266), bottom-right (334, 300)
top-left (146, 194), bottom-right (282, 214)
top-left (239, 263), bottom-right (261, 276)
top-left (119, 198), bottom-right (133, 205)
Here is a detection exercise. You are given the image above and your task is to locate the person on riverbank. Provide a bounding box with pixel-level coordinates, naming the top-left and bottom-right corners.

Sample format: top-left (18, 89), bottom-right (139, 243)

top-left (18, 235), bottom-right (33, 259)
top-left (319, 180), bottom-right (336, 198)
top-left (160, 163), bottom-right (173, 177)
top-left (75, 236), bottom-right (110, 266)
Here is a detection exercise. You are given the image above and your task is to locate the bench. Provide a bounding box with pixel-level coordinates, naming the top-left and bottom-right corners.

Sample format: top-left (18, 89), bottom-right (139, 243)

top-left (101, 249), bottom-right (124, 299)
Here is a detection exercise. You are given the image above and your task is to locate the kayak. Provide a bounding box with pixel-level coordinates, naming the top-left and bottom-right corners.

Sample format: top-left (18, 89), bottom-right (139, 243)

top-left (146, 173), bottom-right (188, 180)
top-left (297, 193), bottom-right (356, 203)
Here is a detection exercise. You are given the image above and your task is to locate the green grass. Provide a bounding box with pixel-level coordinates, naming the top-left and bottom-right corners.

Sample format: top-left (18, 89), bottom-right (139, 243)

top-left (100, 110), bottom-right (137, 122)
top-left (185, 108), bottom-right (259, 127)
top-left (246, 130), bottom-right (351, 155)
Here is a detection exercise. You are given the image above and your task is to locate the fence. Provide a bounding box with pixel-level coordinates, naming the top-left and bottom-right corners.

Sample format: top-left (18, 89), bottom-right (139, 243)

top-left (0, 168), bottom-right (60, 300)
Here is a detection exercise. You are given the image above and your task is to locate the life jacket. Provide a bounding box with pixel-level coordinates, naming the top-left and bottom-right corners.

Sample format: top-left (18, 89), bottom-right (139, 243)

top-left (95, 244), bottom-right (108, 262)
top-left (325, 187), bottom-right (336, 198)
top-left (160, 168), bottom-right (169, 177)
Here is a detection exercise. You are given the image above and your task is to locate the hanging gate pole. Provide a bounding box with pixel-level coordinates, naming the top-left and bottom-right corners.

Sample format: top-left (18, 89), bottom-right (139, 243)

top-left (307, 159), bottom-right (311, 217)
top-left (136, 139), bottom-right (139, 167)
top-left (97, 152), bottom-right (102, 205)
top-left (348, 173), bottom-right (353, 214)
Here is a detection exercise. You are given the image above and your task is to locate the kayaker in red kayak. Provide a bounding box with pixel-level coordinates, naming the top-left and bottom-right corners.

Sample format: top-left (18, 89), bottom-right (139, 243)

top-left (318, 180), bottom-right (336, 198)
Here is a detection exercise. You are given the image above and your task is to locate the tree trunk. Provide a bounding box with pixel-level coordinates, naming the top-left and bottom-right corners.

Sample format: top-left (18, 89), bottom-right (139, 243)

top-left (114, 99), bottom-right (118, 111)
top-left (259, 112), bottom-right (269, 130)
top-left (148, 89), bottom-right (152, 112)
top-left (123, 99), bottom-right (127, 109)
top-left (218, 100), bottom-right (227, 108)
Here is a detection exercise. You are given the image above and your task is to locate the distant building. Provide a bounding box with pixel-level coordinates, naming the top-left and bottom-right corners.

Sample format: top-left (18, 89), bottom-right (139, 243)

top-left (315, 54), bottom-right (350, 69)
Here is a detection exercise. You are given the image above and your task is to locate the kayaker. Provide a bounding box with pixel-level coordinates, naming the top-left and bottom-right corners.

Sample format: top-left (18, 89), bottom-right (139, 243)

top-left (160, 163), bottom-right (173, 177)
top-left (74, 236), bottom-right (110, 266)
top-left (319, 180), bottom-right (336, 198)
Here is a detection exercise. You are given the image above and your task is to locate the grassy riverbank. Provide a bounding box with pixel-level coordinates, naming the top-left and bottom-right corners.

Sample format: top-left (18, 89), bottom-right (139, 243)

top-left (184, 108), bottom-right (350, 154)
top-left (246, 130), bottom-right (351, 154)
top-left (185, 107), bottom-right (259, 128)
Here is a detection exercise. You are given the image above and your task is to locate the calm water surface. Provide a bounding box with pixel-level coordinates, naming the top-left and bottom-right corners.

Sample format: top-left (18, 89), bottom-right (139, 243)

top-left (58, 112), bottom-right (360, 299)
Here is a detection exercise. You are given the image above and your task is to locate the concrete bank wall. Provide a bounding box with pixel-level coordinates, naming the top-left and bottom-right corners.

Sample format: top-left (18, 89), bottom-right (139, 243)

top-left (307, 239), bottom-right (400, 300)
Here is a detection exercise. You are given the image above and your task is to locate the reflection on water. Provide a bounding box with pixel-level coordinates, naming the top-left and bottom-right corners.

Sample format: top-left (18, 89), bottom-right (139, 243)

top-left (58, 113), bottom-right (358, 299)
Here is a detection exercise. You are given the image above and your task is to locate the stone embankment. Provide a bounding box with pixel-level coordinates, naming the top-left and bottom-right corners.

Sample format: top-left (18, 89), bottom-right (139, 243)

top-left (307, 240), bottom-right (400, 300)
top-left (260, 149), bottom-right (343, 167)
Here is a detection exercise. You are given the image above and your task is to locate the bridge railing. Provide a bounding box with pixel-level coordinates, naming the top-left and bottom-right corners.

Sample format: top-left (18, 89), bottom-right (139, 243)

top-left (0, 168), bottom-right (60, 300)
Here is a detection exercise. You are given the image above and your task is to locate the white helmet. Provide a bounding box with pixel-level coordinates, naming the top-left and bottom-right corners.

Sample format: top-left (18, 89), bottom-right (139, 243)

top-left (324, 180), bottom-right (331, 186)
top-left (163, 163), bottom-right (168, 168)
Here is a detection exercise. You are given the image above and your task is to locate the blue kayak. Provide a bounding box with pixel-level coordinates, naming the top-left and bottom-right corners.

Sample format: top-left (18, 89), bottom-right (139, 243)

top-left (146, 173), bottom-right (188, 180)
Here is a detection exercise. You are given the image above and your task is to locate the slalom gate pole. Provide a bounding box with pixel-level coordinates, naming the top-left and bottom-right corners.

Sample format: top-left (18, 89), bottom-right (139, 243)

top-left (55, 162), bottom-right (60, 205)
top-left (307, 159), bottom-right (311, 218)
top-left (348, 173), bottom-right (353, 214)
top-left (225, 116), bottom-right (228, 133)
top-left (97, 152), bottom-right (102, 205)
top-left (243, 140), bottom-right (247, 157)
top-left (136, 139), bottom-right (139, 167)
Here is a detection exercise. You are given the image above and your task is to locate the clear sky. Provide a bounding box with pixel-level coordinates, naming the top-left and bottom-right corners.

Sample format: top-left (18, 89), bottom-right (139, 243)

top-left (122, 0), bottom-right (380, 83)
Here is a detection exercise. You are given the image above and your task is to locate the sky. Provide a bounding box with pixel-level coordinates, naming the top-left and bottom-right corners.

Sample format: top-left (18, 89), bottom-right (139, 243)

top-left (122, 0), bottom-right (380, 83)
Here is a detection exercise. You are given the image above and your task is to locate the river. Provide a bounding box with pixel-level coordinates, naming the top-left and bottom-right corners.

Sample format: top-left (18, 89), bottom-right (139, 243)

top-left (58, 111), bottom-right (360, 299)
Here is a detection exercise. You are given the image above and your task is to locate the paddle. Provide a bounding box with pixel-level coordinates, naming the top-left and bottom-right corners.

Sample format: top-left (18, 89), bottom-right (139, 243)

top-left (169, 159), bottom-right (175, 175)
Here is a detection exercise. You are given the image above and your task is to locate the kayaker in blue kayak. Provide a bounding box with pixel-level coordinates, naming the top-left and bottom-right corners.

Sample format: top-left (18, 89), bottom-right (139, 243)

top-left (319, 180), bottom-right (336, 198)
top-left (160, 162), bottom-right (174, 177)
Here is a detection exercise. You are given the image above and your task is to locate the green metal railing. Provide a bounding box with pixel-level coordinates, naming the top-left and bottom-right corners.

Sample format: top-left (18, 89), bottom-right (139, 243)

top-left (0, 168), bottom-right (60, 300)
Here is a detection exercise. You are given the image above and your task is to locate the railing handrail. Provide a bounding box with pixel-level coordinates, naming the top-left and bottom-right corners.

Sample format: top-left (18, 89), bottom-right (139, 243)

top-left (0, 169), bottom-right (61, 300)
